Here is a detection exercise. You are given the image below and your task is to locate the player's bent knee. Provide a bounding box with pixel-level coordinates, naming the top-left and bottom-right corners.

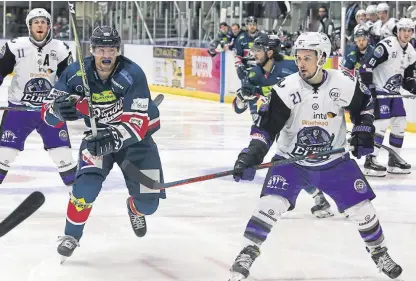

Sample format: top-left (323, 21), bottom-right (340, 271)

top-left (254, 195), bottom-right (290, 223)
top-left (345, 200), bottom-right (378, 227)
top-left (72, 173), bottom-right (104, 203)
top-left (132, 196), bottom-right (160, 215)
top-left (48, 147), bottom-right (77, 186)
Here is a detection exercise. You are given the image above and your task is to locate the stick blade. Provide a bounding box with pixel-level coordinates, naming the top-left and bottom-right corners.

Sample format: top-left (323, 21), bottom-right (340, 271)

top-left (121, 160), bottom-right (162, 189)
top-left (0, 191), bottom-right (45, 237)
top-left (153, 94), bottom-right (164, 107)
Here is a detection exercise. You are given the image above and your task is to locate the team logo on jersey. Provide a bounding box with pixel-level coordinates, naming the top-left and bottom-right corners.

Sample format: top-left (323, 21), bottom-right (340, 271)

top-left (1, 130), bottom-right (17, 143)
top-left (292, 126), bottom-right (335, 163)
top-left (266, 175), bottom-right (288, 191)
top-left (59, 130), bottom-right (69, 141)
top-left (384, 74), bottom-right (403, 93)
top-left (354, 179), bottom-right (368, 194)
top-left (374, 45), bottom-right (384, 58)
top-left (0, 45), bottom-right (6, 59)
top-left (92, 90), bottom-right (117, 103)
top-left (22, 78), bottom-right (53, 106)
top-left (50, 50), bottom-right (57, 60)
top-left (329, 88), bottom-right (341, 101)
top-left (93, 98), bottom-right (124, 124)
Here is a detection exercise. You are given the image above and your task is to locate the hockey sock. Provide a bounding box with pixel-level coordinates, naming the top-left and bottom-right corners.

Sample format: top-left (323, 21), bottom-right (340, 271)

top-left (243, 195), bottom-right (289, 246)
top-left (65, 193), bottom-right (93, 240)
top-left (372, 119), bottom-right (389, 157)
top-left (129, 196), bottom-right (159, 216)
top-left (389, 117), bottom-right (406, 155)
top-left (345, 200), bottom-right (385, 250)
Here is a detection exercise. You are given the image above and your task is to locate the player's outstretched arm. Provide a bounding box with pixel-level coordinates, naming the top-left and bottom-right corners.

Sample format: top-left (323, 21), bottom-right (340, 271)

top-left (233, 89), bottom-right (290, 181)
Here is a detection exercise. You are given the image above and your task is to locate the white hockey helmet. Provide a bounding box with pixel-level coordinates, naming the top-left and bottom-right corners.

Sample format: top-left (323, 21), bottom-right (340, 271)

top-left (393, 18), bottom-right (415, 35)
top-left (292, 32), bottom-right (331, 62)
top-left (26, 8), bottom-right (51, 28)
top-left (366, 5), bottom-right (377, 15)
top-left (355, 9), bottom-right (366, 20)
top-left (376, 3), bottom-right (390, 13)
top-left (25, 8), bottom-right (52, 47)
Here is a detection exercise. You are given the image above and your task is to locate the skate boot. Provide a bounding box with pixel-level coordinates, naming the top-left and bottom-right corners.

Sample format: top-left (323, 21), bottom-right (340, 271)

top-left (364, 155), bottom-right (387, 177)
top-left (57, 235), bottom-right (80, 264)
top-left (229, 245), bottom-right (260, 281)
top-left (126, 197), bottom-right (147, 237)
top-left (311, 191), bottom-right (334, 218)
top-left (387, 154), bottom-right (411, 174)
top-left (367, 246), bottom-right (403, 279)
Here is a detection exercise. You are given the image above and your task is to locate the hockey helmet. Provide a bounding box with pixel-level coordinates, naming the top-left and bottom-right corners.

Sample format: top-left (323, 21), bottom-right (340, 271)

top-left (251, 34), bottom-right (281, 53)
top-left (355, 9), bottom-right (366, 20)
top-left (90, 26), bottom-right (121, 49)
top-left (25, 8), bottom-right (52, 47)
top-left (354, 28), bottom-right (369, 38)
top-left (366, 5), bottom-right (377, 15)
top-left (393, 18), bottom-right (415, 36)
top-left (246, 16), bottom-right (257, 25)
top-left (377, 3), bottom-right (390, 13)
top-left (292, 32), bottom-right (331, 62)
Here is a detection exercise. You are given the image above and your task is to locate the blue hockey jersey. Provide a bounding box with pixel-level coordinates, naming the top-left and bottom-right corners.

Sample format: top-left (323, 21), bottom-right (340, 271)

top-left (42, 56), bottom-right (160, 149)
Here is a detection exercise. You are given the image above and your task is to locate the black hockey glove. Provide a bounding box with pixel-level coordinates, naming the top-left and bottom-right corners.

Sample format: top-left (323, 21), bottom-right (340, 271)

top-left (350, 123), bottom-right (375, 159)
top-left (84, 127), bottom-right (123, 157)
top-left (236, 80), bottom-right (259, 103)
top-left (236, 65), bottom-right (248, 80)
top-left (52, 94), bottom-right (80, 121)
top-left (233, 149), bottom-right (256, 182)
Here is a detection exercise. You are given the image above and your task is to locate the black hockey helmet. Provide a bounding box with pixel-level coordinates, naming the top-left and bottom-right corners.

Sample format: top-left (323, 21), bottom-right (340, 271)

top-left (90, 26), bottom-right (121, 49)
top-left (252, 33), bottom-right (281, 54)
top-left (354, 28), bottom-right (369, 38)
top-left (246, 16), bottom-right (257, 25)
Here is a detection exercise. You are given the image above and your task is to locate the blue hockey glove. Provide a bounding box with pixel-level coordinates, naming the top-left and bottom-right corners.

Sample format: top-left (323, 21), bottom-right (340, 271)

top-left (84, 127), bottom-right (123, 157)
top-left (52, 94), bottom-right (80, 121)
top-left (233, 148), bottom-right (256, 182)
top-left (350, 123), bottom-right (375, 159)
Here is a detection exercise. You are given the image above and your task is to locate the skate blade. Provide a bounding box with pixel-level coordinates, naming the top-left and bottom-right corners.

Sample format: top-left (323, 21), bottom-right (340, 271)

top-left (60, 256), bottom-right (67, 265)
top-left (228, 272), bottom-right (246, 281)
top-left (313, 209), bottom-right (334, 219)
top-left (387, 167), bottom-right (411, 174)
top-left (364, 169), bottom-right (387, 177)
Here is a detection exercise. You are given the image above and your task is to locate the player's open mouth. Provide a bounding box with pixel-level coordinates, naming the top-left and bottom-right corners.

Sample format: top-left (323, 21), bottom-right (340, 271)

top-left (101, 58), bottom-right (111, 64)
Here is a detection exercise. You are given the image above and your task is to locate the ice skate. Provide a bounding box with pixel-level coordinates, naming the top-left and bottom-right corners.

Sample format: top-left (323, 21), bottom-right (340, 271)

top-left (57, 235), bottom-right (80, 264)
top-left (311, 191), bottom-right (334, 218)
top-left (126, 198), bottom-right (147, 237)
top-left (367, 246), bottom-right (403, 279)
top-left (364, 155), bottom-right (387, 177)
top-left (229, 245), bottom-right (260, 281)
top-left (387, 154), bottom-right (411, 175)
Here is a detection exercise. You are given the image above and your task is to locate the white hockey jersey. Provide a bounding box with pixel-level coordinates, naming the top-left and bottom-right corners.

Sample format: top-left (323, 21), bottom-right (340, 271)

top-left (272, 70), bottom-right (358, 167)
top-left (372, 36), bottom-right (416, 93)
top-left (0, 37), bottom-right (72, 107)
top-left (372, 18), bottom-right (396, 39)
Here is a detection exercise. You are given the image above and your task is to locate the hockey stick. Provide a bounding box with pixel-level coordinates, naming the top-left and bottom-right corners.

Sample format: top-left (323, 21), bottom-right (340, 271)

top-left (0, 191), bottom-right (45, 237)
top-left (68, 2), bottom-right (97, 137)
top-left (376, 94), bottom-right (416, 99)
top-left (0, 94), bottom-right (165, 112)
top-left (122, 147), bottom-right (352, 190)
top-left (347, 132), bottom-right (408, 164)
top-left (0, 106), bottom-right (40, 112)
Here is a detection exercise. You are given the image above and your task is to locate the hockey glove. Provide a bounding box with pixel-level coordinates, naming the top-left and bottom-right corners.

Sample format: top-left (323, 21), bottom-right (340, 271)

top-left (350, 123), bottom-right (375, 159)
top-left (84, 127), bottom-right (123, 157)
top-left (233, 148), bottom-right (256, 182)
top-left (52, 94), bottom-right (80, 121)
top-left (236, 65), bottom-right (248, 80)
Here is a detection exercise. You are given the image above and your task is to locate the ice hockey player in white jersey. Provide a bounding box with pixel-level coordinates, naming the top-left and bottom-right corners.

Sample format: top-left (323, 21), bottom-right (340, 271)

top-left (372, 3), bottom-right (397, 43)
top-left (228, 32), bottom-right (402, 281)
top-left (359, 18), bottom-right (416, 176)
top-left (0, 8), bottom-right (76, 186)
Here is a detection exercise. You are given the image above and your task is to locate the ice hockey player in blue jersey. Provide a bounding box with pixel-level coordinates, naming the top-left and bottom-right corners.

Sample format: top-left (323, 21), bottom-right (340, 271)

top-left (232, 34), bottom-right (334, 218)
top-left (234, 16), bottom-right (268, 121)
top-left (41, 26), bottom-right (164, 262)
top-left (343, 29), bottom-right (374, 71)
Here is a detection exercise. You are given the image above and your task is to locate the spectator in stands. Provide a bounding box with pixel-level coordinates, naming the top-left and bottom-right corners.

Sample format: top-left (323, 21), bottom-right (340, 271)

top-left (6, 13), bottom-right (18, 38)
top-left (317, 5), bottom-right (334, 39)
